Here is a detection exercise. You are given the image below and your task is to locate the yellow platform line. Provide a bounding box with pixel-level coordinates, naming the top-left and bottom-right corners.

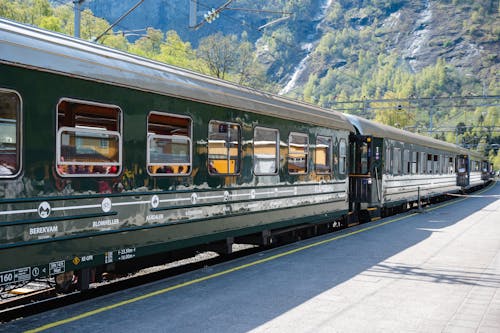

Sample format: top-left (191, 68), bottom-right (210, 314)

top-left (26, 181), bottom-right (497, 333)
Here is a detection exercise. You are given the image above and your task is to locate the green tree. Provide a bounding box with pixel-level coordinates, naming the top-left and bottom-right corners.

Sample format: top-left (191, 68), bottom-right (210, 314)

top-left (196, 32), bottom-right (238, 80)
top-left (129, 28), bottom-right (164, 58)
top-left (157, 30), bottom-right (195, 69)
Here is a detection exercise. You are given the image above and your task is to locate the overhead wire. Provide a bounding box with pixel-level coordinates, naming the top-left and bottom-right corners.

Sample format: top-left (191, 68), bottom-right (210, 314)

top-left (47, 0), bottom-right (297, 70)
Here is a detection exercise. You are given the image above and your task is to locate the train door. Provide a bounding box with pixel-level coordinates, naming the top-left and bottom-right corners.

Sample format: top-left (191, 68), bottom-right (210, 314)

top-left (348, 134), bottom-right (383, 206)
top-left (481, 160), bottom-right (490, 181)
top-left (456, 154), bottom-right (469, 187)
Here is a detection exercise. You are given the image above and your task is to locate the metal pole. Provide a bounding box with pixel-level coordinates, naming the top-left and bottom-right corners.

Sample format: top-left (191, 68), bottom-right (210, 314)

top-left (418, 186), bottom-right (422, 211)
top-left (429, 97), bottom-right (434, 136)
top-left (189, 0), bottom-right (197, 28)
top-left (74, 0), bottom-right (84, 38)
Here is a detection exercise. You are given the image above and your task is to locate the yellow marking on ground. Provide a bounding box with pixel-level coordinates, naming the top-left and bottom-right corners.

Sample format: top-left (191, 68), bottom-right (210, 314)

top-left (27, 182), bottom-right (498, 332)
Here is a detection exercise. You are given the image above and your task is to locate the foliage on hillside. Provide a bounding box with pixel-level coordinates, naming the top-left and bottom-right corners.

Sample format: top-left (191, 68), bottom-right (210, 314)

top-left (0, 0), bottom-right (270, 89)
top-left (1, 0), bottom-right (499, 167)
top-left (296, 0), bottom-right (499, 166)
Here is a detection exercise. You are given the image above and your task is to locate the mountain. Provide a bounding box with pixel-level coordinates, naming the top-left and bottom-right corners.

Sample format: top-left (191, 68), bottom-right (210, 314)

top-left (2, 0), bottom-right (499, 162)
top-left (83, 0), bottom-right (323, 85)
top-left (81, 0), bottom-right (498, 98)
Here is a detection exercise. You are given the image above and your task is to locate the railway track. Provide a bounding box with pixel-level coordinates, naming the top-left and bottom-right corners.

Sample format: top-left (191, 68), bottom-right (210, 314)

top-left (0, 246), bottom-right (261, 323)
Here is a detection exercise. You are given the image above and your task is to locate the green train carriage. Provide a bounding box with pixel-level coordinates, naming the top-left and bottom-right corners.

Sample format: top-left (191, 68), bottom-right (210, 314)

top-left (346, 114), bottom-right (490, 219)
top-left (0, 19), bottom-right (353, 290)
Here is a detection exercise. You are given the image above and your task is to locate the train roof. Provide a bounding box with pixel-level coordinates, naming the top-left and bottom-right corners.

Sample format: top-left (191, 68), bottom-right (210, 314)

top-left (0, 19), bottom-right (354, 132)
top-left (345, 114), bottom-right (481, 156)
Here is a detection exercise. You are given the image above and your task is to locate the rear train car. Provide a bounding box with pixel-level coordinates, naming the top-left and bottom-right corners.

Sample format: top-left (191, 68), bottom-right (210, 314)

top-left (345, 114), bottom-right (488, 220)
top-left (0, 19), bottom-right (353, 290)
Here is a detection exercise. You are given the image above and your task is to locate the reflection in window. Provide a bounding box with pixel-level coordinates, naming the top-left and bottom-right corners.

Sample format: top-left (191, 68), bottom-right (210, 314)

top-left (147, 112), bottom-right (191, 176)
top-left (208, 121), bottom-right (240, 174)
top-left (288, 132), bottom-right (308, 174)
top-left (403, 149), bottom-right (410, 174)
top-left (393, 148), bottom-right (401, 175)
top-left (0, 90), bottom-right (20, 177)
top-left (426, 154), bottom-right (433, 174)
top-left (457, 156), bottom-right (467, 172)
top-left (411, 151), bottom-right (418, 174)
top-left (254, 127), bottom-right (278, 175)
top-left (57, 99), bottom-right (121, 176)
top-left (339, 139), bottom-right (347, 175)
top-left (420, 152), bottom-right (426, 174)
top-left (359, 143), bottom-right (368, 174)
top-left (448, 157), bottom-right (455, 174)
top-left (315, 136), bottom-right (331, 174)
top-left (433, 155), bottom-right (439, 174)
top-left (385, 146), bottom-right (391, 173)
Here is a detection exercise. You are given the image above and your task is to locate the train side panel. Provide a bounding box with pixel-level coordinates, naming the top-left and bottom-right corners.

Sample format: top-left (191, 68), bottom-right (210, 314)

top-left (0, 62), bottom-right (350, 283)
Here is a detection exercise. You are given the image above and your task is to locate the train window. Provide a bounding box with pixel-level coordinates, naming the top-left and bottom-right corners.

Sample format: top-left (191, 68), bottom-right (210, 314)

top-left (393, 148), bottom-right (401, 175)
top-left (403, 149), bottom-right (410, 174)
top-left (457, 156), bottom-right (467, 172)
top-left (426, 154), bottom-right (433, 174)
top-left (315, 136), bottom-right (332, 174)
top-left (385, 146), bottom-right (391, 173)
top-left (0, 90), bottom-right (21, 178)
top-left (482, 161), bottom-right (488, 172)
top-left (448, 157), bottom-right (455, 173)
top-left (419, 152), bottom-right (427, 174)
top-left (288, 132), bottom-right (308, 174)
top-left (56, 99), bottom-right (121, 177)
top-left (253, 127), bottom-right (279, 175)
top-left (339, 139), bottom-right (346, 175)
top-left (147, 112), bottom-right (192, 176)
top-left (411, 151), bottom-right (418, 174)
top-left (208, 121), bottom-right (240, 175)
top-left (433, 155), bottom-right (439, 174)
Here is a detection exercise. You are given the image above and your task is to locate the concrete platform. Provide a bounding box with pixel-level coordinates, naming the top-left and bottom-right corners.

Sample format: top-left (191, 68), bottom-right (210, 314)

top-left (3, 182), bottom-right (499, 333)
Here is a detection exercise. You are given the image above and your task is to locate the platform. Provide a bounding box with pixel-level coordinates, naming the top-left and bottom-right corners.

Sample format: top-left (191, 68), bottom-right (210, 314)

top-left (3, 182), bottom-right (499, 333)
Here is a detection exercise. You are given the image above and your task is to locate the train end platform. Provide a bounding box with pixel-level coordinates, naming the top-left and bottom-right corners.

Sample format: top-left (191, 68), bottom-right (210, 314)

top-left (2, 182), bottom-right (500, 333)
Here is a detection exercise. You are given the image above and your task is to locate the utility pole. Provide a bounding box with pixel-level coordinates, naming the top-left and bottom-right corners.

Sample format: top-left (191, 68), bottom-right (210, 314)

top-left (429, 97), bottom-right (435, 136)
top-left (74, 0), bottom-right (85, 38)
top-left (189, 0), bottom-right (197, 28)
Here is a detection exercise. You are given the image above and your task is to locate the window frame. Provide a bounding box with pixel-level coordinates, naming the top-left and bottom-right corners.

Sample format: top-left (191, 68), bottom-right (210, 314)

top-left (385, 145), bottom-right (392, 174)
top-left (448, 156), bottom-right (454, 174)
top-left (146, 111), bottom-right (193, 177)
top-left (426, 153), bottom-right (433, 174)
top-left (288, 132), bottom-right (309, 175)
top-left (411, 151), bottom-right (418, 174)
top-left (55, 98), bottom-right (123, 178)
top-left (208, 120), bottom-right (241, 176)
top-left (433, 154), bottom-right (439, 174)
top-left (403, 149), bottom-right (410, 175)
top-left (392, 147), bottom-right (401, 175)
top-left (253, 126), bottom-right (279, 176)
top-left (315, 135), bottom-right (332, 175)
top-left (338, 138), bottom-right (347, 175)
top-left (0, 88), bottom-right (22, 179)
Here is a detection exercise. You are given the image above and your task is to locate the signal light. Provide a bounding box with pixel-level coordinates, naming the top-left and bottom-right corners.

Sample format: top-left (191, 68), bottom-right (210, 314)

top-left (204, 8), bottom-right (220, 23)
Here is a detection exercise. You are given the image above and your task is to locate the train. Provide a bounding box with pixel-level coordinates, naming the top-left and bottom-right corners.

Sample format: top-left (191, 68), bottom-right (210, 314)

top-left (0, 19), bottom-right (492, 291)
